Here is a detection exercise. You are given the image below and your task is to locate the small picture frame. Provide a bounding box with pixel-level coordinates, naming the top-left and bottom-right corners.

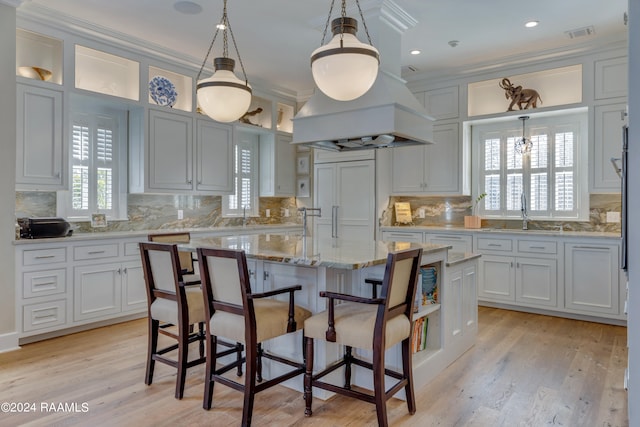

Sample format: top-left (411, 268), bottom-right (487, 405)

top-left (297, 177), bottom-right (310, 198)
top-left (297, 155), bottom-right (310, 174)
top-left (91, 213), bottom-right (107, 228)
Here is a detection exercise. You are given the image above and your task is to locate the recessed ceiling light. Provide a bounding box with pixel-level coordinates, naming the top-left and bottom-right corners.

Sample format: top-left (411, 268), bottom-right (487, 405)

top-left (173, 1), bottom-right (202, 15)
top-left (525, 20), bottom-right (539, 28)
top-left (410, 49), bottom-right (421, 55)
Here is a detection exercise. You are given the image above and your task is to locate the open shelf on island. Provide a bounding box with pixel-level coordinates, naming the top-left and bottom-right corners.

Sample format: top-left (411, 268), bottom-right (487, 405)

top-left (148, 66), bottom-right (192, 112)
top-left (413, 303), bottom-right (441, 320)
top-left (75, 45), bottom-right (139, 100)
top-left (16, 29), bottom-right (63, 85)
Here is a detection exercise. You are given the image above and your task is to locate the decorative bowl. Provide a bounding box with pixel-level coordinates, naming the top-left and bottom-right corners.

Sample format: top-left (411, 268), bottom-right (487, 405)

top-left (149, 76), bottom-right (177, 107)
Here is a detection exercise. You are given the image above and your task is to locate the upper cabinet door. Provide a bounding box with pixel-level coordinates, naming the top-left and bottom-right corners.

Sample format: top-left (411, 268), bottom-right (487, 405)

top-left (147, 109), bottom-right (193, 191)
top-left (16, 84), bottom-right (65, 190)
top-left (592, 103), bottom-right (627, 192)
top-left (196, 119), bottom-right (233, 193)
top-left (425, 122), bottom-right (462, 194)
top-left (391, 144), bottom-right (425, 194)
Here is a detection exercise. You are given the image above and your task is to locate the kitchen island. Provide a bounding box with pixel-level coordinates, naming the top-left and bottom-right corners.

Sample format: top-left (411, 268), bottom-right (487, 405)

top-left (182, 234), bottom-right (478, 398)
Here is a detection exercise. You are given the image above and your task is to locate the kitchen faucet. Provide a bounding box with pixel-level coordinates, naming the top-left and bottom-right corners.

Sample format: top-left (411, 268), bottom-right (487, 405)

top-left (298, 207), bottom-right (321, 238)
top-left (521, 192), bottom-right (528, 230)
top-left (242, 206), bottom-right (247, 227)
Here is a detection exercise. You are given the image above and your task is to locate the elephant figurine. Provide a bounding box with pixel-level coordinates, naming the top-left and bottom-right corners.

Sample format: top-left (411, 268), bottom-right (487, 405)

top-left (499, 78), bottom-right (543, 111)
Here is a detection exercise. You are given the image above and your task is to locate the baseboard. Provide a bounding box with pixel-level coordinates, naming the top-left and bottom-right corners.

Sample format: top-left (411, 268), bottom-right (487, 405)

top-left (0, 331), bottom-right (20, 353)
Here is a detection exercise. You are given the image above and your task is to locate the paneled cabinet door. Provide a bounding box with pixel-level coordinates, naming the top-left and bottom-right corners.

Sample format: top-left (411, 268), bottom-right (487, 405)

top-left (477, 255), bottom-right (515, 302)
top-left (565, 243), bottom-right (619, 315)
top-left (592, 103), bottom-right (627, 192)
top-left (121, 261), bottom-right (146, 312)
top-left (148, 109), bottom-right (193, 191)
top-left (16, 84), bottom-right (64, 189)
top-left (515, 257), bottom-right (558, 308)
top-left (391, 123), bottom-right (462, 195)
top-left (73, 263), bottom-right (122, 321)
top-left (260, 133), bottom-right (295, 196)
top-left (196, 119), bottom-right (233, 193)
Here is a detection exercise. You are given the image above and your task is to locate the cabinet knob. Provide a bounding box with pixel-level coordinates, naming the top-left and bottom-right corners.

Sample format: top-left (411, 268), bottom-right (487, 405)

top-left (187, 179), bottom-right (193, 184)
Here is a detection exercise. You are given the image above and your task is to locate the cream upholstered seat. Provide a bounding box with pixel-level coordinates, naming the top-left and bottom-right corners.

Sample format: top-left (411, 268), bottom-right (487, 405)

top-left (140, 242), bottom-right (241, 400)
top-left (303, 248), bottom-right (423, 427)
top-left (197, 247), bottom-right (312, 427)
top-left (148, 232), bottom-right (200, 285)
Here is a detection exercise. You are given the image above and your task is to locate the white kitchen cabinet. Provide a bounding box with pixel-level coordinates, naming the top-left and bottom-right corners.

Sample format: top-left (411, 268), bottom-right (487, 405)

top-left (16, 83), bottom-right (65, 190)
top-left (380, 230), bottom-right (423, 243)
top-left (314, 160), bottom-right (375, 241)
top-left (424, 233), bottom-right (472, 253)
top-left (565, 243), bottom-right (620, 316)
top-left (195, 118), bottom-right (233, 193)
top-left (121, 261), bottom-right (146, 312)
top-left (260, 133), bottom-right (295, 196)
top-left (391, 122), bottom-right (464, 195)
top-left (446, 259), bottom-right (478, 354)
top-left (73, 262), bottom-right (123, 321)
top-left (515, 257), bottom-right (558, 307)
top-left (144, 109), bottom-right (233, 194)
top-left (592, 103), bottom-right (627, 192)
top-left (594, 56), bottom-right (628, 100)
top-left (423, 86), bottom-right (459, 120)
top-left (148, 108), bottom-right (193, 191)
top-left (478, 254), bottom-right (515, 302)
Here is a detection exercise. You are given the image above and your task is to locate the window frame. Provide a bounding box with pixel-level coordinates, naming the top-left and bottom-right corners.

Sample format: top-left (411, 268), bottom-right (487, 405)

top-left (222, 132), bottom-right (260, 218)
top-left (57, 99), bottom-right (128, 221)
top-left (471, 109), bottom-right (589, 221)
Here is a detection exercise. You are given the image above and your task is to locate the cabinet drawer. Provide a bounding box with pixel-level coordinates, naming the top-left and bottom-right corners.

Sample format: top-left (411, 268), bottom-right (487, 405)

top-left (23, 269), bottom-right (66, 299)
top-left (381, 231), bottom-right (423, 243)
top-left (124, 241), bottom-right (142, 257)
top-left (23, 247), bottom-right (66, 266)
top-left (23, 300), bottom-right (67, 332)
top-left (74, 244), bottom-right (119, 260)
top-left (476, 237), bottom-right (512, 252)
top-left (518, 240), bottom-right (557, 254)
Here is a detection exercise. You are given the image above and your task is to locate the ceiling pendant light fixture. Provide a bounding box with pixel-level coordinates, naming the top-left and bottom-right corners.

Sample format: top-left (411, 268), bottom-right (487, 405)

top-left (311, 0), bottom-right (380, 101)
top-left (515, 115), bottom-right (533, 155)
top-left (196, 0), bottom-right (251, 123)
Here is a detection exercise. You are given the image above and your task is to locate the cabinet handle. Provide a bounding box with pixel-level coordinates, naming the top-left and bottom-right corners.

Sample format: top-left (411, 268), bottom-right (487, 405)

top-left (249, 270), bottom-right (255, 277)
top-left (35, 255), bottom-right (56, 259)
top-left (197, 180), bottom-right (202, 185)
top-left (487, 243), bottom-right (502, 247)
top-left (573, 246), bottom-right (606, 250)
top-left (117, 268), bottom-right (122, 274)
top-left (529, 246), bottom-right (546, 249)
top-left (622, 110), bottom-right (627, 121)
top-left (435, 235), bottom-right (461, 239)
top-left (187, 179), bottom-right (193, 184)
top-left (263, 271), bottom-right (270, 280)
top-left (33, 314), bottom-right (55, 320)
top-left (55, 172), bottom-right (60, 178)
top-left (88, 250), bottom-right (105, 255)
top-left (33, 281), bottom-right (56, 287)
top-left (516, 262), bottom-right (520, 268)
top-left (510, 262), bottom-right (514, 268)
top-left (123, 267), bottom-right (128, 274)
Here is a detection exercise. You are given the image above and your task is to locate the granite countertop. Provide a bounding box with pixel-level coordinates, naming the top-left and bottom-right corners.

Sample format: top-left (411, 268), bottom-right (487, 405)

top-left (381, 225), bottom-right (620, 239)
top-left (446, 251), bottom-right (482, 266)
top-left (182, 234), bottom-right (450, 270)
top-left (13, 224), bottom-right (303, 245)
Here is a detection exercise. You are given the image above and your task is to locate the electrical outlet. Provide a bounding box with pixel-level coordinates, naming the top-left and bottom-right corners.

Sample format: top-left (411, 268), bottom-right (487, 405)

top-left (606, 211), bottom-right (620, 223)
top-left (284, 208), bottom-right (290, 217)
top-left (265, 209), bottom-right (270, 218)
top-left (418, 208), bottom-right (426, 219)
top-left (177, 209), bottom-right (184, 220)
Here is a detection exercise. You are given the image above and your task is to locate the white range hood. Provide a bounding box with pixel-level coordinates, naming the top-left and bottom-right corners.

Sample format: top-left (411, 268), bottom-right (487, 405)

top-left (292, 1), bottom-right (434, 151)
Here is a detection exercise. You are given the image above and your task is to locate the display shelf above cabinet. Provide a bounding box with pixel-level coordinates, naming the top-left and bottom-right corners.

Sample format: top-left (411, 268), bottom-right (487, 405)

top-left (239, 95), bottom-right (272, 129)
top-left (75, 45), bottom-right (140, 101)
top-left (16, 29), bottom-right (63, 85)
top-left (148, 66), bottom-right (192, 112)
top-left (276, 102), bottom-right (294, 133)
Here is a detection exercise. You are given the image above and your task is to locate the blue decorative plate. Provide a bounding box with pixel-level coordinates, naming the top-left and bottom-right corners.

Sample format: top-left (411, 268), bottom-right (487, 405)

top-left (149, 76), bottom-right (177, 107)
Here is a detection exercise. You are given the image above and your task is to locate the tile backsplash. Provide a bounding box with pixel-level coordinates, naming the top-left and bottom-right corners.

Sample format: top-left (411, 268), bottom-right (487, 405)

top-left (381, 194), bottom-right (622, 233)
top-left (16, 192), bottom-right (300, 233)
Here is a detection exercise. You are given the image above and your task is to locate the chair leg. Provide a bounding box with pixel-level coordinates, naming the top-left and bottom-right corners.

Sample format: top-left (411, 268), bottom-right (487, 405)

top-left (256, 343), bottom-right (263, 383)
top-left (304, 336), bottom-right (314, 417)
top-left (344, 346), bottom-right (352, 390)
top-left (242, 341), bottom-right (258, 427)
top-left (203, 335), bottom-right (217, 410)
top-left (175, 319), bottom-right (190, 399)
top-left (402, 337), bottom-right (416, 415)
top-left (145, 318), bottom-right (159, 386)
top-left (372, 344), bottom-right (388, 427)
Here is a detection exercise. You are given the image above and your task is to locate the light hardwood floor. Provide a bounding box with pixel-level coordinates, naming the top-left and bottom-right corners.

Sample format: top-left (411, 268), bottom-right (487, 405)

top-left (0, 307), bottom-right (628, 426)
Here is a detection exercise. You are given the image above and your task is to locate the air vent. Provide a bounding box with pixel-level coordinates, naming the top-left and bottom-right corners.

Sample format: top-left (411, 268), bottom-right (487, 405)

top-left (565, 26), bottom-right (595, 39)
top-left (402, 65), bottom-right (419, 74)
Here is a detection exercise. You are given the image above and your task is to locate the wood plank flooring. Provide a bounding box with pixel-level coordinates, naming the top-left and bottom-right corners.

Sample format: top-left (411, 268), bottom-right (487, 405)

top-left (0, 307), bottom-right (628, 426)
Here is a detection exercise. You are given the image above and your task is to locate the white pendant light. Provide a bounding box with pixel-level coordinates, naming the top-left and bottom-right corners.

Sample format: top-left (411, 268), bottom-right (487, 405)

top-left (311, 1), bottom-right (380, 101)
top-left (196, 0), bottom-right (251, 123)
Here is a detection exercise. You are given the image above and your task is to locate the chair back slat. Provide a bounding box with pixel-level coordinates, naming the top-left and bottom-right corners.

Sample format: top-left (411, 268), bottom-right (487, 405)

top-left (205, 255), bottom-right (244, 306)
top-left (139, 242), bottom-right (185, 311)
top-left (377, 248), bottom-right (423, 329)
top-left (149, 250), bottom-right (178, 293)
top-left (388, 257), bottom-right (415, 308)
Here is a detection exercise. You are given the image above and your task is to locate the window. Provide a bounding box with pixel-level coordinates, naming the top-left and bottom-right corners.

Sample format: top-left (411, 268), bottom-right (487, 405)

top-left (472, 111), bottom-right (588, 220)
top-left (58, 101), bottom-right (128, 220)
top-left (223, 132), bottom-right (259, 217)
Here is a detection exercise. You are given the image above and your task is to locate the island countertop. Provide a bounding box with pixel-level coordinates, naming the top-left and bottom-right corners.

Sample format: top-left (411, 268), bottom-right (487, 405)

top-left (181, 234), bottom-right (450, 270)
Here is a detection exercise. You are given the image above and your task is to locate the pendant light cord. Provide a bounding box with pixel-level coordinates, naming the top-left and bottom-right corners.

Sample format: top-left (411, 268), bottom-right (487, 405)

top-left (196, 0), bottom-right (248, 86)
top-left (318, 0), bottom-right (373, 46)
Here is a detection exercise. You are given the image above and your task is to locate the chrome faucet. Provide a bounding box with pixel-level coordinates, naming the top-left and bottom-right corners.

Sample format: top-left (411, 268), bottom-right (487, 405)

top-left (298, 207), bottom-right (321, 238)
top-left (242, 206), bottom-right (248, 227)
top-left (521, 192), bottom-right (528, 230)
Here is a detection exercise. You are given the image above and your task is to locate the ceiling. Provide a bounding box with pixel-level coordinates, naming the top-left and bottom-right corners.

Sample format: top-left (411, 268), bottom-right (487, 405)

top-left (18, 0), bottom-right (628, 97)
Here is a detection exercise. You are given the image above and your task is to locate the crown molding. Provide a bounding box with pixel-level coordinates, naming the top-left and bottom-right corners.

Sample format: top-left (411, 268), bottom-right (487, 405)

top-left (0, 0), bottom-right (25, 8)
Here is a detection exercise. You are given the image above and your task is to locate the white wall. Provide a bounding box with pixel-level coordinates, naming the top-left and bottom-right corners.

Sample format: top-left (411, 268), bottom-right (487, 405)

top-left (626, 0), bottom-right (639, 422)
top-left (0, 3), bottom-right (18, 350)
